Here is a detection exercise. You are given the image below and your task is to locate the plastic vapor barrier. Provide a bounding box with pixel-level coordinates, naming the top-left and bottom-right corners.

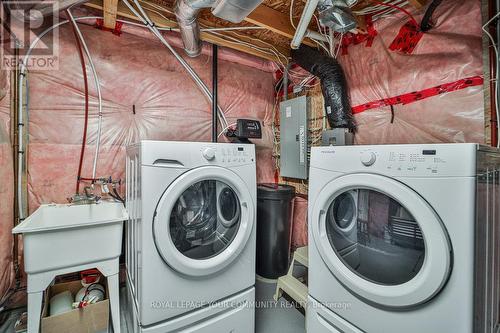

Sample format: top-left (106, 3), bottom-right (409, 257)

top-left (289, 0), bottom-right (484, 248)
top-left (341, 0), bottom-right (484, 144)
top-left (0, 69), bottom-right (14, 303)
top-left (0, 16), bottom-right (277, 303)
top-left (26, 22), bottom-right (276, 210)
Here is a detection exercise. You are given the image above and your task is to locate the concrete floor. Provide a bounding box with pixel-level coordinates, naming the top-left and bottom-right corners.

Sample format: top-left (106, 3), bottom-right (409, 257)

top-left (254, 279), bottom-right (305, 333)
top-left (1, 279), bottom-right (305, 333)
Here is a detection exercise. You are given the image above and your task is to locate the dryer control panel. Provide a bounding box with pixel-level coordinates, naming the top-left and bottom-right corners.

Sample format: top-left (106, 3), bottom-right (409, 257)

top-left (137, 141), bottom-right (255, 168)
top-left (311, 143), bottom-right (478, 177)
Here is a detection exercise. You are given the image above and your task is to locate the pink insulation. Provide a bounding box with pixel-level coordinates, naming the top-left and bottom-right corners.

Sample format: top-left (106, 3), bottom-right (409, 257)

top-left (342, 0), bottom-right (484, 144)
top-left (0, 18), bottom-right (277, 302)
top-left (0, 0), bottom-right (488, 300)
top-left (290, 0), bottom-right (485, 248)
top-left (291, 196), bottom-right (308, 250)
top-left (0, 69), bottom-right (14, 302)
top-left (26, 22), bottom-right (276, 209)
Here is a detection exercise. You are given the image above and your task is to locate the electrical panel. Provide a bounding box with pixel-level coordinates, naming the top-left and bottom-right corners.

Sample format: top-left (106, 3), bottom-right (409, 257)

top-left (279, 96), bottom-right (309, 179)
top-left (321, 128), bottom-right (354, 146)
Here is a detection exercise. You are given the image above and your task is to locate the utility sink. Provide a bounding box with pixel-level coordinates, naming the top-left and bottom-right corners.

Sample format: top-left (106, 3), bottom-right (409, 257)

top-left (13, 201), bottom-right (128, 274)
top-left (13, 201), bottom-right (128, 333)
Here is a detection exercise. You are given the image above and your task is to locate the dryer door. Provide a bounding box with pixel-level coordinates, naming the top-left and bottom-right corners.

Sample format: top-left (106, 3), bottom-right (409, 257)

top-left (153, 166), bottom-right (254, 277)
top-left (311, 173), bottom-right (452, 308)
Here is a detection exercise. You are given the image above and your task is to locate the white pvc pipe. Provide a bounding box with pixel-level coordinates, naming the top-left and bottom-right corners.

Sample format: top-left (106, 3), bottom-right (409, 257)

top-left (17, 69), bottom-right (25, 220)
top-left (291, 0), bottom-right (320, 49)
top-left (305, 29), bottom-right (329, 43)
top-left (67, 9), bottom-right (103, 180)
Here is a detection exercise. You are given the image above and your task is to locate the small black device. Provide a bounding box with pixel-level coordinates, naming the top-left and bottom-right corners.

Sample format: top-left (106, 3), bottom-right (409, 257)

top-left (226, 119), bottom-right (262, 144)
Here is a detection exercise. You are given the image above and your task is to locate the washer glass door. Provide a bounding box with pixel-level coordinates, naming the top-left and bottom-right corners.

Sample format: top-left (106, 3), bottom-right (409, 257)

top-left (169, 179), bottom-right (241, 260)
top-left (311, 173), bottom-right (452, 308)
top-left (154, 166), bottom-right (254, 277)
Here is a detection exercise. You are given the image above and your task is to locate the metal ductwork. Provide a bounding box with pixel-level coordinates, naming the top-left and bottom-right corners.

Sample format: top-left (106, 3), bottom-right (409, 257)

top-left (174, 0), bottom-right (264, 57)
top-left (318, 0), bottom-right (357, 33)
top-left (291, 0), bottom-right (357, 49)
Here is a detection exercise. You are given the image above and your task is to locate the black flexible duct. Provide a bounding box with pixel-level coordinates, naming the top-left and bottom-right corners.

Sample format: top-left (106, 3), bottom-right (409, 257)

top-left (420, 0), bottom-right (443, 32)
top-left (291, 45), bottom-right (355, 130)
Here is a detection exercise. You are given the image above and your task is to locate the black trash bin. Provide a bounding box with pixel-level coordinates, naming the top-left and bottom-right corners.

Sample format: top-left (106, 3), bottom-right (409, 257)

top-left (256, 183), bottom-right (295, 280)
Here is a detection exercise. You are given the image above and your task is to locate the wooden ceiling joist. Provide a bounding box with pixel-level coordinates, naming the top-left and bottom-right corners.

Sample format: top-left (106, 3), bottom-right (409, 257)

top-left (408, 0), bottom-right (430, 9)
top-left (103, 0), bottom-right (119, 29)
top-left (244, 5), bottom-right (316, 47)
top-left (85, 0), bottom-right (289, 62)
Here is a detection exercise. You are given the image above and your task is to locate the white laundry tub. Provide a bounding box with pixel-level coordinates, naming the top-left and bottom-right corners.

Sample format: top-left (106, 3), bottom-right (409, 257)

top-left (13, 202), bottom-right (128, 274)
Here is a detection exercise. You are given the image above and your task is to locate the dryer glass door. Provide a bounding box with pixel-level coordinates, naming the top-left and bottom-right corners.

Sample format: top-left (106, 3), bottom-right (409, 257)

top-left (311, 173), bottom-right (452, 308)
top-left (154, 166), bottom-right (254, 277)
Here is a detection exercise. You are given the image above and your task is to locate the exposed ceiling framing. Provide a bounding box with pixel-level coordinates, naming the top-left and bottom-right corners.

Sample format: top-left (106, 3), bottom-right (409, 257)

top-left (103, 0), bottom-right (119, 29)
top-left (85, 0), bottom-right (431, 64)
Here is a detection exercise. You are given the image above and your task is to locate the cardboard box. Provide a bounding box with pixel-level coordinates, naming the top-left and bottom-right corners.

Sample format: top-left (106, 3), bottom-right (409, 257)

top-left (41, 280), bottom-right (109, 333)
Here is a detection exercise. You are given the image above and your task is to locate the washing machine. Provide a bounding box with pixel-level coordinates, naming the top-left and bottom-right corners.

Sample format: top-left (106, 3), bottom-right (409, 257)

top-left (125, 141), bottom-right (256, 332)
top-left (307, 144), bottom-right (500, 333)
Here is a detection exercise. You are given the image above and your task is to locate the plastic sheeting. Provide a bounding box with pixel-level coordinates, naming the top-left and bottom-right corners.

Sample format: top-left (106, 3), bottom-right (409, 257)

top-left (0, 17), bottom-right (277, 303)
top-left (26, 21), bottom-right (276, 209)
top-left (0, 69), bottom-right (14, 304)
top-left (291, 196), bottom-right (307, 250)
top-left (343, 0), bottom-right (484, 143)
top-left (289, 0), bottom-right (485, 248)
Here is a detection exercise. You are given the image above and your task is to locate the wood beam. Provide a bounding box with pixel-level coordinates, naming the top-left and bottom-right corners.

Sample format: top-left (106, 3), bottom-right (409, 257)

top-left (103, 0), bottom-right (119, 29)
top-left (84, 0), bottom-right (288, 62)
top-left (408, 0), bottom-right (430, 9)
top-left (244, 5), bottom-right (317, 48)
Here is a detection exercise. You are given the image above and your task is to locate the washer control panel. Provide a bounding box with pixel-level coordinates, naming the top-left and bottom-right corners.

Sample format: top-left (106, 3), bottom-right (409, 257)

top-left (360, 151), bottom-right (377, 166)
top-left (202, 148), bottom-right (216, 161)
top-left (200, 145), bottom-right (254, 165)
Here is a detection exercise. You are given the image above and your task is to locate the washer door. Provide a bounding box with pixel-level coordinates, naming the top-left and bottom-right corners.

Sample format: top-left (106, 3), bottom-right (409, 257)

top-left (153, 166), bottom-right (254, 277)
top-left (311, 173), bottom-right (452, 308)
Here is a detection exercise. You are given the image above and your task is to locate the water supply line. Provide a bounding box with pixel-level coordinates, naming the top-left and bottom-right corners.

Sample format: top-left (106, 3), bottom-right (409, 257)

top-left (66, 9), bottom-right (103, 181)
top-left (67, 9), bottom-right (90, 195)
top-left (16, 15), bottom-right (99, 218)
top-left (122, 0), bottom-right (229, 130)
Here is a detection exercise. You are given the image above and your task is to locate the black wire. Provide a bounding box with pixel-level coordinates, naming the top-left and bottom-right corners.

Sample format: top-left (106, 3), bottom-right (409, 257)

top-left (420, 0), bottom-right (443, 32)
top-left (390, 105), bottom-right (395, 124)
top-left (112, 188), bottom-right (125, 206)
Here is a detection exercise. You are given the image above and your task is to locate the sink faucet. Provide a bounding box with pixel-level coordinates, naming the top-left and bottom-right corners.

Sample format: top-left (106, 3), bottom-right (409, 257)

top-left (70, 186), bottom-right (101, 205)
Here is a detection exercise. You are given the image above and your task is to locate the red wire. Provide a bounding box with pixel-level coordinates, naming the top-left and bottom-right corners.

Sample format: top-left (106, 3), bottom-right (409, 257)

top-left (67, 10), bottom-right (89, 195)
top-left (79, 177), bottom-right (99, 182)
top-left (371, 0), bottom-right (418, 24)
